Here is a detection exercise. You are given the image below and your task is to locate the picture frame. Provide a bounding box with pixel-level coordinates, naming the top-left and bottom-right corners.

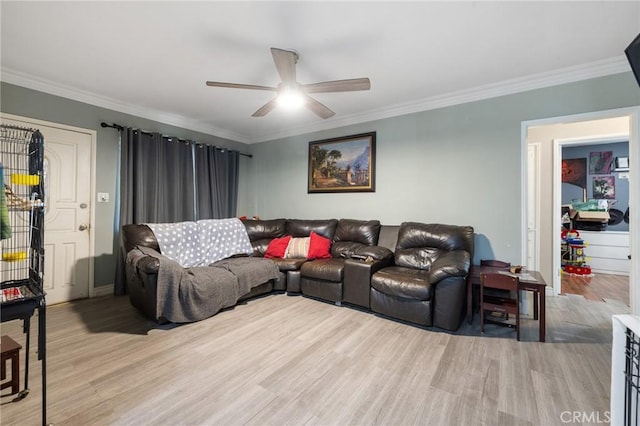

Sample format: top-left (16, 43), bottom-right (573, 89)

top-left (308, 132), bottom-right (376, 193)
top-left (592, 175), bottom-right (615, 199)
top-left (589, 151), bottom-right (613, 174)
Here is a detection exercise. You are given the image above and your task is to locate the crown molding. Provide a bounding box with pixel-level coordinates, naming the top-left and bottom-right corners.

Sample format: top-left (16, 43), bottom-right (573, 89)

top-left (250, 56), bottom-right (632, 143)
top-left (0, 68), bottom-right (250, 143)
top-left (2, 56), bottom-right (631, 144)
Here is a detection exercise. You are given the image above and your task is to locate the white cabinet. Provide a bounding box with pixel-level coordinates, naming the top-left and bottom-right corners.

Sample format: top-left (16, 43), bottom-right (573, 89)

top-left (580, 231), bottom-right (630, 275)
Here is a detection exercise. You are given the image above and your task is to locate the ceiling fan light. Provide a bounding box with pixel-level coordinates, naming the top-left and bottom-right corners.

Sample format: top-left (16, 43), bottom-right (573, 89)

top-left (277, 89), bottom-right (304, 109)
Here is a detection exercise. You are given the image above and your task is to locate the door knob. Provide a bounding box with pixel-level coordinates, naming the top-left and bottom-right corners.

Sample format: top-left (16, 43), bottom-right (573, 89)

top-left (78, 224), bottom-right (88, 231)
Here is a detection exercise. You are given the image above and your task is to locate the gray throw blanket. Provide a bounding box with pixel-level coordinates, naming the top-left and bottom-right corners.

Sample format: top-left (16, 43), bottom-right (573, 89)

top-left (130, 246), bottom-right (279, 323)
top-left (146, 218), bottom-right (253, 267)
top-left (211, 256), bottom-right (280, 292)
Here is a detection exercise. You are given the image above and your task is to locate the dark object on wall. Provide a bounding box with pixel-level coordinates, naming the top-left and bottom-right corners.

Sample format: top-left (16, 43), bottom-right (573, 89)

top-left (624, 207), bottom-right (630, 224)
top-left (608, 208), bottom-right (624, 226)
top-left (562, 158), bottom-right (587, 188)
top-left (625, 32), bottom-right (640, 87)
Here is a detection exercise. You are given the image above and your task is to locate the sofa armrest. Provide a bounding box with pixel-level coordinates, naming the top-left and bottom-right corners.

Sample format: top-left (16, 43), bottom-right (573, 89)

top-left (126, 247), bottom-right (162, 274)
top-left (352, 245), bottom-right (394, 262)
top-left (343, 256), bottom-right (393, 308)
top-left (427, 250), bottom-right (470, 284)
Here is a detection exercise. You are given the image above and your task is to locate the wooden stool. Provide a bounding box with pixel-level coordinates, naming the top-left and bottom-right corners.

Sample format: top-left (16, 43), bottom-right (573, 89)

top-left (1, 335), bottom-right (22, 395)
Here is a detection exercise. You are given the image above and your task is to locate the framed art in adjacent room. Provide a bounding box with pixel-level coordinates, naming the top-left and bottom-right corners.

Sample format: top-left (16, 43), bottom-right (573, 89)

top-left (308, 132), bottom-right (376, 193)
top-left (593, 175), bottom-right (615, 199)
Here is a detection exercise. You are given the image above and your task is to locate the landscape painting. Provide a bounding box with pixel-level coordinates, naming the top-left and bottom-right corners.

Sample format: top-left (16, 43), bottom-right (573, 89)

top-left (308, 132), bottom-right (376, 193)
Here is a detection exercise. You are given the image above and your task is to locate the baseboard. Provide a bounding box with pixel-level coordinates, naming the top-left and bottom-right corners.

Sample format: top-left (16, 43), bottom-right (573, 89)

top-left (92, 284), bottom-right (114, 298)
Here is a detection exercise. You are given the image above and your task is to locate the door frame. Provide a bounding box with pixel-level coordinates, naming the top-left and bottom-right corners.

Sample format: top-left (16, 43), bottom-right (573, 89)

top-left (0, 112), bottom-right (97, 298)
top-left (522, 106), bottom-right (639, 313)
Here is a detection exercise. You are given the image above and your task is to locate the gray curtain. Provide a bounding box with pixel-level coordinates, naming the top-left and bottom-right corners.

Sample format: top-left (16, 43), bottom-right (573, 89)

top-left (194, 144), bottom-right (239, 219)
top-left (114, 128), bottom-right (240, 295)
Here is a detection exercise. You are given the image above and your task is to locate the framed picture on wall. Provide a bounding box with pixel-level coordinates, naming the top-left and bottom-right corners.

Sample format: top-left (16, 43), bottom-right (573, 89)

top-left (592, 176), bottom-right (615, 199)
top-left (308, 132), bottom-right (376, 193)
top-left (561, 158), bottom-right (587, 188)
top-left (589, 151), bottom-right (613, 174)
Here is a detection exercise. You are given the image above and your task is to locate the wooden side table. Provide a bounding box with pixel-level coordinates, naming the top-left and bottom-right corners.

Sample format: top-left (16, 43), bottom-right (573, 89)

top-left (1, 335), bottom-right (22, 395)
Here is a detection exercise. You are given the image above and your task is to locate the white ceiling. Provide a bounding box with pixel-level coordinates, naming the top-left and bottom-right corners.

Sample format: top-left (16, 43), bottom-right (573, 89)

top-left (1, 1), bottom-right (638, 144)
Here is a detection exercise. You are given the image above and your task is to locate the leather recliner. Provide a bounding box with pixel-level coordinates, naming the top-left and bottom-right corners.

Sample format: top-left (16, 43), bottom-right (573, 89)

top-left (370, 222), bottom-right (474, 331)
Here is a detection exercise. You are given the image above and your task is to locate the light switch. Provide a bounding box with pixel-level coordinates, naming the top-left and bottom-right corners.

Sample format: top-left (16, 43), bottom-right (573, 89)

top-left (97, 192), bottom-right (109, 203)
top-left (619, 172), bottom-right (629, 180)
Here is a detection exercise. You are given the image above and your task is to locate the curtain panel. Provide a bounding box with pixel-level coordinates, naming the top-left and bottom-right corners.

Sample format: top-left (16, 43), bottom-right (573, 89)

top-left (114, 128), bottom-right (240, 295)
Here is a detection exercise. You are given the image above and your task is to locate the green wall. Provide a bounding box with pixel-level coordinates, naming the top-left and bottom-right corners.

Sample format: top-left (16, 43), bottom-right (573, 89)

top-left (2, 72), bottom-right (639, 289)
top-left (1, 82), bottom-right (251, 288)
top-left (247, 72), bottom-right (640, 263)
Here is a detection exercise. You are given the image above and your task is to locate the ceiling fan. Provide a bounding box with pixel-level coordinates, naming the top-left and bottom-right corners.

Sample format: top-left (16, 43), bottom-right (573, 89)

top-left (206, 47), bottom-right (371, 119)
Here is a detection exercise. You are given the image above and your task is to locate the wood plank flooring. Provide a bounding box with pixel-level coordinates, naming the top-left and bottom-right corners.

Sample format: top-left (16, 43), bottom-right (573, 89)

top-left (0, 291), bottom-right (629, 426)
top-left (561, 272), bottom-right (629, 306)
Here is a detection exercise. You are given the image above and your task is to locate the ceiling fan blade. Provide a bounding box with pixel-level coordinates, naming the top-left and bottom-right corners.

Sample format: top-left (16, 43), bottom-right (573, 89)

top-left (206, 81), bottom-right (277, 91)
top-left (304, 95), bottom-right (335, 119)
top-left (303, 78), bottom-right (371, 93)
top-left (251, 98), bottom-right (278, 117)
top-left (271, 47), bottom-right (297, 85)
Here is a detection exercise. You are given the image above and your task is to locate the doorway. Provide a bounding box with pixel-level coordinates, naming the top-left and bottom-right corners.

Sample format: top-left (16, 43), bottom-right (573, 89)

top-left (523, 107), bottom-right (639, 314)
top-left (556, 137), bottom-right (630, 305)
top-left (1, 113), bottom-right (96, 304)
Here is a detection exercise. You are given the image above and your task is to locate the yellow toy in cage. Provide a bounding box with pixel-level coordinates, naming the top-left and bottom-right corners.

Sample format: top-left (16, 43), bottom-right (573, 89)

top-left (10, 174), bottom-right (40, 186)
top-left (2, 251), bottom-right (27, 262)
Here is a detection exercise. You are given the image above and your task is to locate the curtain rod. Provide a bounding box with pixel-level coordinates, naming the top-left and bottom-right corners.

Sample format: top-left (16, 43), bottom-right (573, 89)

top-left (100, 122), bottom-right (253, 158)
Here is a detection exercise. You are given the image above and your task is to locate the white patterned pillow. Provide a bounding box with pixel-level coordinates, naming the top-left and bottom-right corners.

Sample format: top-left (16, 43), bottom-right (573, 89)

top-left (284, 237), bottom-right (310, 258)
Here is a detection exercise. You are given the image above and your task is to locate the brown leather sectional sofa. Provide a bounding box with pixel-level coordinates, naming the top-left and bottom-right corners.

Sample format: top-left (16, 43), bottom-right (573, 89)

top-left (121, 218), bottom-right (474, 331)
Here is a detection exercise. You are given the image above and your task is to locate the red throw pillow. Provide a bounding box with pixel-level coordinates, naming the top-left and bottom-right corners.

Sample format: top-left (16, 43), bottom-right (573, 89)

top-left (264, 235), bottom-right (291, 258)
top-left (307, 231), bottom-right (332, 260)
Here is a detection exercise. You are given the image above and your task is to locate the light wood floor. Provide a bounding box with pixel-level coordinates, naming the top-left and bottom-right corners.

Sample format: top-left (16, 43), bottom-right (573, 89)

top-left (561, 272), bottom-right (629, 306)
top-left (0, 291), bottom-right (629, 426)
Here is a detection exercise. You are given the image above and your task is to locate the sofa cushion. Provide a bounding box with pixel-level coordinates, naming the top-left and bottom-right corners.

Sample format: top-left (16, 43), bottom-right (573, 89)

top-left (308, 231), bottom-right (332, 260)
top-left (394, 222), bottom-right (474, 269)
top-left (243, 218), bottom-right (287, 241)
top-left (264, 235), bottom-right (292, 258)
top-left (270, 257), bottom-right (307, 271)
top-left (285, 219), bottom-right (338, 240)
top-left (300, 258), bottom-right (345, 282)
top-left (371, 266), bottom-right (432, 301)
top-left (242, 219), bottom-right (287, 256)
top-left (285, 237), bottom-right (310, 258)
top-left (334, 219), bottom-right (381, 245)
top-left (396, 222), bottom-right (474, 253)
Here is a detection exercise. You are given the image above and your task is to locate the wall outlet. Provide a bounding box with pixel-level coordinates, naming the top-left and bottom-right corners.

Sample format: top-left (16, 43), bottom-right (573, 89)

top-left (97, 192), bottom-right (109, 203)
top-left (619, 172), bottom-right (629, 180)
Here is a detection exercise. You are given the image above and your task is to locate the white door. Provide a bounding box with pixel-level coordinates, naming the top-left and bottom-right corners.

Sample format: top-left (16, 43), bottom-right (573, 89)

top-left (1, 114), bottom-right (94, 304)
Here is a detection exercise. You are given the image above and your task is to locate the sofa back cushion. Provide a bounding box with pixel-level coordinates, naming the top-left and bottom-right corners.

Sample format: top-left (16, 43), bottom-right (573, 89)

top-left (243, 219), bottom-right (287, 256)
top-left (121, 224), bottom-right (160, 253)
top-left (285, 219), bottom-right (338, 240)
top-left (394, 222), bottom-right (474, 270)
top-left (378, 225), bottom-right (400, 252)
top-left (331, 219), bottom-right (381, 258)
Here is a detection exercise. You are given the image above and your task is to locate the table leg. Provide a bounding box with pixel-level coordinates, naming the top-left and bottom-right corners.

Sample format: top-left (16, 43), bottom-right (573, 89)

top-left (466, 278), bottom-right (473, 324)
top-left (539, 288), bottom-right (546, 342)
top-left (10, 350), bottom-right (19, 394)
